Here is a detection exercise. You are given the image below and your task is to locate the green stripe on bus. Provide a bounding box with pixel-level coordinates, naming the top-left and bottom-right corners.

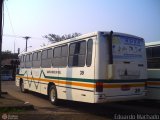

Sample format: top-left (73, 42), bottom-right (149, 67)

top-left (17, 70), bottom-right (146, 84)
top-left (17, 71), bottom-right (27, 76)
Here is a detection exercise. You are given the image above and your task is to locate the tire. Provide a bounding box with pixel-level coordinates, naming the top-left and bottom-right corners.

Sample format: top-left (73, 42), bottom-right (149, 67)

top-left (20, 80), bottom-right (27, 93)
top-left (49, 85), bottom-right (58, 105)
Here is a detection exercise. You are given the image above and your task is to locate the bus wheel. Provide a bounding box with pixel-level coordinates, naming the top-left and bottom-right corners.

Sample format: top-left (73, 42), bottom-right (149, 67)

top-left (20, 80), bottom-right (27, 93)
top-left (49, 85), bottom-right (58, 105)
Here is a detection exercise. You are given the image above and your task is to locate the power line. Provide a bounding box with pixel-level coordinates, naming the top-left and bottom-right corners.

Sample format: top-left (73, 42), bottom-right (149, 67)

top-left (4, 1), bottom-right (15, 34)
top-left (4, 1), bottom-right (16, 53)
top-left (4, 2), bottom-right (47, 53)
top-left (3, 34), bottom-right (47, 40)
top-left (3, 34), bottom-right (23, 38)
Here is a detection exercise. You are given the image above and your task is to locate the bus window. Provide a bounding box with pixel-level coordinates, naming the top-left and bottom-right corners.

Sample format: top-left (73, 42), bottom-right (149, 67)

top-left (152, 46), bottom-right (160, 57)
top-left (54, 47), bottom-right (61, 58)
top-left (61, 45), bottom-right (68, 67)
top-left (42, 50), bottom-right (47, 59)
top-left (53, 47), bottom-right (61, 67)
top-left (146, 47), bottom-right (152, 58)
top-left (47, 49), bottom-right (52, 59)
top-left (53, 45), bottom-right (68, 67)
top-left (42, 49), bottom-right (52, 68)
top-left (25, 53), bottom-right (32, 68)
top-left (38, 52), bottom-right (41, 61)
top-left (146, 46), bottom-right (160, 69)
top-left (25, 54), bottom-right (29, 62)
top-left (20, 55), bottom-right (25, 68)
top-left (32, 51), bottom-right (41, 68)
top-left (86, 39), bottom-right (93, 67)
top-left (69, 41), bottom-right (86, 67)
top-left (33, 52), bottom-right (37, 61)
top-left (29, 54), bottom-right (32, 61)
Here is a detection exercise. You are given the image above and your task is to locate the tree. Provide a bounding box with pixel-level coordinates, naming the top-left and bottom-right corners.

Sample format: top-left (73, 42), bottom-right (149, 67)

top-left (40, 43), bottom-right (46, 47)
top-left (44, 32), bottom-right (81, 43)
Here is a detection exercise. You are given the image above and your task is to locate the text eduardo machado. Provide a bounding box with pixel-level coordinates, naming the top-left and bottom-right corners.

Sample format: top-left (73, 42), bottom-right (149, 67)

top-left (114, 114), bottom-right (159, 120)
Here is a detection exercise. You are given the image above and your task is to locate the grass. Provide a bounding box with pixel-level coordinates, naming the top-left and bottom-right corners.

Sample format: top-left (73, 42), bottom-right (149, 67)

top-left (0, 108), bottom-right (25, 113)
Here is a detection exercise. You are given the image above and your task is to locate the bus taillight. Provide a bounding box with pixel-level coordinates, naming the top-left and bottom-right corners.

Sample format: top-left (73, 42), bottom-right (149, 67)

top-left (96, 82), bottom-right (103, 92)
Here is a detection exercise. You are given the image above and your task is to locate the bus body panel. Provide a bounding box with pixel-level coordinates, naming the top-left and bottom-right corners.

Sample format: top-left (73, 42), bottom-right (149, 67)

top-left (147, 87), bottom-right (160, 100)
top-left (57, 87), bottom-right (95, 103)
top-left (94, 32), bottom-right (146, 102)
top-left (40, 67), bottom-right (59, 95)
top-left (147, 69), bottom-right (160, 100)
top-left (28, 68), bottom-right (41, 93)
top-left (146, 42), bottom-right (160, 100)
top-left (55, 36), bottom-right (96, 103)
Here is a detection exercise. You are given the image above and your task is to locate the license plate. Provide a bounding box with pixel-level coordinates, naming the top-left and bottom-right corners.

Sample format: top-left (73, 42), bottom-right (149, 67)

top-left (121, 85), bottom-right (131, 91)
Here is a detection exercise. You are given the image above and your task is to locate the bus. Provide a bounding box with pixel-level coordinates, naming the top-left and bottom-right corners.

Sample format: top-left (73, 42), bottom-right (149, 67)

top-left (16, 31), bottom-right (147, 104)
top-left (146, 41), bottom-right (160, 100)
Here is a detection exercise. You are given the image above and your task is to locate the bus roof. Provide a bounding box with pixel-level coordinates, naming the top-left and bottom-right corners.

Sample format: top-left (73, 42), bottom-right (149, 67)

top-left (19, 31), bottom-right (98, 56)
top-left (145, 41), bottom-right (160, 47)
top-left (19, 31), bottom-right (143, 56)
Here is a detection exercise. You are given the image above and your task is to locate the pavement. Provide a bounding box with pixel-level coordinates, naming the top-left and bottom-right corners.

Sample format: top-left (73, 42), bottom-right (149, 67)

top-left (0, 92), bottom-right (34, 111)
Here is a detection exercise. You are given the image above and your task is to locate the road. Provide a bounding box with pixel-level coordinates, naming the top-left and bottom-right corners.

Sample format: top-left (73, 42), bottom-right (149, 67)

top-left (1, 81), bottom-right (160, 120)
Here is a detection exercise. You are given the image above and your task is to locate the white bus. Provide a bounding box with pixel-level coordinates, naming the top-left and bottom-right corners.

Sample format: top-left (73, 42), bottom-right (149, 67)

top-left (146, 41), bottom-right (160, 100)
top-left (16, 31), bottom-right (147, 104)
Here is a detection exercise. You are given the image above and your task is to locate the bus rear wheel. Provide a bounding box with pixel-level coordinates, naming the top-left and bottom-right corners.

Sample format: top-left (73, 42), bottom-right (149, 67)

top-left (20, 80), bottom-right (27, 93)
top-left (49, 85), bottom-right (58, 105)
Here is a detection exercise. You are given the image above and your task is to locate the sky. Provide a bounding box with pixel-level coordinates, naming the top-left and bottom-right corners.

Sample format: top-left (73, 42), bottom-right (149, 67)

top-left (2, 0), bottom-right (160, 53)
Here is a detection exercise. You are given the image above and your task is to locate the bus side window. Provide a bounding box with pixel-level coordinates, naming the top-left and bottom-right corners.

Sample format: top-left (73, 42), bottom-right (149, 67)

top-left (61, 45), bottom-right (68, 67)
top-left (69, 41), bottom-right (86, 67)
top-left (33, 52), bottom-right (37, 61)
top-left (32, 51), bottom-right (41, 68)
top-left (146, 47), bottom-right (152, 58)
top-left (41, 50), bottom-right (47, 68)
top-left (42, 50), bottom-right (47, 60)
top-left (152, 47), bottom-right (160, 57)
top-left (23, 55), bottom-right (25, 62)
top-left (147, 46), bottom-right (160, 69)
top-left (52, 45), bottom-right (68, 67)
top-left (47, 49), bottom-right (53, 59)
top-left (86, 39), bottom-right (93, 67)
top-left (20, 55), bottom-right (25, 68)
top-left (25, 53), bottom-right (32, 68)
top-left (29, 54), bottom-right (32, 61)
top-left (53, 47), bottom-right (61, 67)
top-left (41, 49), bottom-right (52, 68)
top-left (38, 51), bottom-right (41, 61)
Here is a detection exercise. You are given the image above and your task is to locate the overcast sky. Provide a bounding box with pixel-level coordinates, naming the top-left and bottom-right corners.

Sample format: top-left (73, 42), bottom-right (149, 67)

top-left (2, 0), bottom-right (160, 53)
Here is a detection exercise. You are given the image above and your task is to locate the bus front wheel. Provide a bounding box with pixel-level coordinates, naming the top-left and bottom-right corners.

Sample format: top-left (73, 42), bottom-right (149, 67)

top-left (49, 85), bottom-right (58, 105)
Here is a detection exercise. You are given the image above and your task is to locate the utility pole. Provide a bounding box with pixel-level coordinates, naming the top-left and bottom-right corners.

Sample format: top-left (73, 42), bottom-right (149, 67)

top-left (23, 36), bottom-right (31, 52)
top-left (0, 0), bottom-right (4, 97)
top-left (18, 48), bottom-right (20, 54)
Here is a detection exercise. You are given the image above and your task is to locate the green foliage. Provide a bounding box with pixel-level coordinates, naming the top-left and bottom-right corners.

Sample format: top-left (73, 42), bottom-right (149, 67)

top-left (44, 33), bottom-right (81, 43)
top-left (0, 108), bottom-right (25, 113)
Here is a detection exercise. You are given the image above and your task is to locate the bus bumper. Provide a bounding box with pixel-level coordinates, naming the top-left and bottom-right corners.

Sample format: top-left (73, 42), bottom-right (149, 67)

top-left (94, 93), bottom-right (146, 103)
